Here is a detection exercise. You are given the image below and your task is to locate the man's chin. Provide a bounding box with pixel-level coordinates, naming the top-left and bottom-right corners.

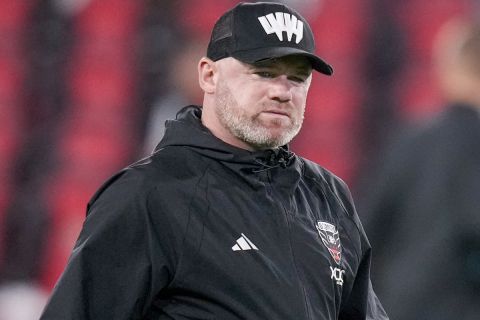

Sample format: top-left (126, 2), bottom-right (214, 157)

top-left (230, 122), bottom-right (300, 149)
top-left (264, 125), bottom-right (300, 141)
top-left (257, 114), bottom-right (293, 128)
top-left (255, 132), bottom-right (297, 149)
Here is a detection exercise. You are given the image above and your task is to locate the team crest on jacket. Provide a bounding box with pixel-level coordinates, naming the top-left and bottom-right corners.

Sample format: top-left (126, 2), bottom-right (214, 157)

top-left (316, 221), bottom-right (342, 265)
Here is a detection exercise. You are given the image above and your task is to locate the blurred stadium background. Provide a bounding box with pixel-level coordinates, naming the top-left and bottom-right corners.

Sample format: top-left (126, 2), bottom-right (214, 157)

top-left (0, 0), bottom-right (478, 318)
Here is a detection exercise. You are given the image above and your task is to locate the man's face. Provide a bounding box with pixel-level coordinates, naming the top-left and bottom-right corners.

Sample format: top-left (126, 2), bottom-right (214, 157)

top-left (213, 55), bottom-right (312, 150)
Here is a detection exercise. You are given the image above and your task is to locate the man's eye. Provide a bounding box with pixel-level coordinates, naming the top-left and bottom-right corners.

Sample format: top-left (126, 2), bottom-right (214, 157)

top-left (255, 72), bottom-right (275, 78)
top-left (289, 76), bottom-right (306, 83)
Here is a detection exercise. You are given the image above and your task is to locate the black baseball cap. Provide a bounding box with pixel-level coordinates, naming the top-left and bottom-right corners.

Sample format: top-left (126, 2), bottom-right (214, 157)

top-left (207, 2), bottom-right (333, 75)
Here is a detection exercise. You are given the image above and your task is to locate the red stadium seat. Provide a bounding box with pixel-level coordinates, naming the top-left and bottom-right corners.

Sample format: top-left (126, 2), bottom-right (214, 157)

top-left (0, 1), bottom-right (36, 31)
top-left (39, 0), bottom-right (144, 291)
top-left (73, 0), bottom-right (142, 39)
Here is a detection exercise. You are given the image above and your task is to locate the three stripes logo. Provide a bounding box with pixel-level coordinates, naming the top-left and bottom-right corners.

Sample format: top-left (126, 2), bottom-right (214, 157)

top-left (232, 233), bottom-right (258, 251)
top-left (258, 12), bottom-right (304, 44)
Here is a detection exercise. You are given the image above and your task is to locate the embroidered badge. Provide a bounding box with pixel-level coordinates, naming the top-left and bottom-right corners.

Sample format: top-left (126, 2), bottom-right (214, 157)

top-left (316, 221), bottom-right (342, 265)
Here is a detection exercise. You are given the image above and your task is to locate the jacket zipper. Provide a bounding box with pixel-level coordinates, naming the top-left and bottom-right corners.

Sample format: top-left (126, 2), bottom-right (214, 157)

top-left (266, 172), bottom-right (313, 320)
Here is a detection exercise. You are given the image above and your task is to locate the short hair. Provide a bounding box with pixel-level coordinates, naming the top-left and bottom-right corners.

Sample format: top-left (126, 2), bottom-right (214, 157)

top-left (460, 23), bottom-right (480, 76)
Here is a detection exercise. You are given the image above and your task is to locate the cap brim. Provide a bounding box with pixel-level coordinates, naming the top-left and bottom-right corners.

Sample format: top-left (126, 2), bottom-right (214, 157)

top-left (232, 47), bottom-right (333, 76)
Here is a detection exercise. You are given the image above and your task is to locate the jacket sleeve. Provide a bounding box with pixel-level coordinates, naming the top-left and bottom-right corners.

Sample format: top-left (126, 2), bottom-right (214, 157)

top-left (326, 173), bottom-right (389, 320)
top-left (40, 173), bottom-right (174, 319)
top-left (338, 246), bottom-right (389, 320)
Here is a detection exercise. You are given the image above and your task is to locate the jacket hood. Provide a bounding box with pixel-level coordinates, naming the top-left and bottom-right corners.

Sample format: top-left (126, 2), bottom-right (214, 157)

top-left (154, 105), bottom-right (296, 171)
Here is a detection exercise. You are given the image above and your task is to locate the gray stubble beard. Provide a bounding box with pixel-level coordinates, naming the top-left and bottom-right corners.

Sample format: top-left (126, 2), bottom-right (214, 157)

top-left (214, 81), bottom-right (304, 150)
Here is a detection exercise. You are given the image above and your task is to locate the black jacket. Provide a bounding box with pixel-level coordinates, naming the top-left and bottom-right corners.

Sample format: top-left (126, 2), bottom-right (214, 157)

top-left (41, 106), bottom-right (388, 320)
top-left (358, 104), bottom-right (480, 320)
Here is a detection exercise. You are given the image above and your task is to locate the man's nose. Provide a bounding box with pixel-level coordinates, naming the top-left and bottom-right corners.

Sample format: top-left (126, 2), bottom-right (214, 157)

top-left (267, 76), bottom-right (293, 102)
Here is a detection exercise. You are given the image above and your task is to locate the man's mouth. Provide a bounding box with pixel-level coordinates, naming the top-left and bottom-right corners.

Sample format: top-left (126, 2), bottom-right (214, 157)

top-left (262, 110), bottom-right (290, 117)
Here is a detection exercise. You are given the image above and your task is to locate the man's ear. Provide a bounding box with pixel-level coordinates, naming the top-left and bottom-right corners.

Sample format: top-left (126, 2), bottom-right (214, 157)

top-left (198, 57), bottom-right (217, 94)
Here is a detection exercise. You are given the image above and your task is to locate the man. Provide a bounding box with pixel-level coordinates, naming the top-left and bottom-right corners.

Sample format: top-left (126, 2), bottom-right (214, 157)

top-left (40, 2), bottom-right (388, 319)
top-left (358, 19), bottom-right (480, 320)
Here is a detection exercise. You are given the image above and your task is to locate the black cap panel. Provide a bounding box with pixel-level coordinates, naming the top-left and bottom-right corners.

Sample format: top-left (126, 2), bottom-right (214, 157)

top-left (232, 47), bottom-right (333, 75)
top-left (207, 2), bottom-right (333, 76)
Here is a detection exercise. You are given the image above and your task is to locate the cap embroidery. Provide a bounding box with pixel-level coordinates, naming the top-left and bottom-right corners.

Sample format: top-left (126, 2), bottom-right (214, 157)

top-left (258, 12), bottom-right (304, 44)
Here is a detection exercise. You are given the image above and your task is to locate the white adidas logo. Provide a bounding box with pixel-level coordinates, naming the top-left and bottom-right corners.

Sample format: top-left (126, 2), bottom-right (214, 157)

top-left (232, 233), bottom-right (258, 251)
top-left (258, 12), bottom-right (304, 44)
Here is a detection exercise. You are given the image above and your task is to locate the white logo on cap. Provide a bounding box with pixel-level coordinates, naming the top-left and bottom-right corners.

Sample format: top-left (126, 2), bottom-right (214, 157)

top-left (258, 12), bottom-right (304, 44)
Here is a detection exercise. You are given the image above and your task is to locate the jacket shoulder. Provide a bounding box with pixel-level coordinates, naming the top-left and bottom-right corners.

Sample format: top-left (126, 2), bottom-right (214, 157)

top-left (87, 157), bottom-right (157, 212)
top-left (87, 145), bottom-right (208, 213)
top-left (300, 157), bottom-right (356, 218)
